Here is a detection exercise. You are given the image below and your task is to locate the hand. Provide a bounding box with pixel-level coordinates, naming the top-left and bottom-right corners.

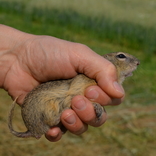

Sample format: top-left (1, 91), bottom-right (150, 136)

top-left (0, 25), bottom-right (124, 142)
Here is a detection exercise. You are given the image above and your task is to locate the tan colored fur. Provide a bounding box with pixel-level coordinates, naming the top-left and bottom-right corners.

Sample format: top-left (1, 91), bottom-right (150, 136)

top-left (8, 52), bottom-right (140, 139)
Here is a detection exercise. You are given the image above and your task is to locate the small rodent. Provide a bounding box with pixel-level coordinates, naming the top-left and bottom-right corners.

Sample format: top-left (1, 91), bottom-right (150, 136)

top-left (8, 52), bottom-right (140, 139)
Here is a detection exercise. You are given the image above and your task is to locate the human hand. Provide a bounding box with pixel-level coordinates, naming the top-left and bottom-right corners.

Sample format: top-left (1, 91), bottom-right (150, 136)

top-left (0, 25), bottom-right (124, 142)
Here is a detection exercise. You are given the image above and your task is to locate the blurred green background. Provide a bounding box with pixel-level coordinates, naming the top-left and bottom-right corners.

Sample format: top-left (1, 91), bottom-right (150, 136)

top-left (0, 0), bottom-right (156, 156)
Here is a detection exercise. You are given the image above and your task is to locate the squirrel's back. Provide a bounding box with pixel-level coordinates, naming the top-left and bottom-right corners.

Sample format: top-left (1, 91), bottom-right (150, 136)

top-left (8, 52), bottom-right (140, 139)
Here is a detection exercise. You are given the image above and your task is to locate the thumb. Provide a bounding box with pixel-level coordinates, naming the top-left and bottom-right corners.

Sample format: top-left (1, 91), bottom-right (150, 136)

top-left (70, 44), bottom-right (125, 99)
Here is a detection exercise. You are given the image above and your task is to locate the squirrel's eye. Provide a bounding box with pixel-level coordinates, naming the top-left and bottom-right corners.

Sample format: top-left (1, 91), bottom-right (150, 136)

top-left (117, 54), bottom-right (126, 59)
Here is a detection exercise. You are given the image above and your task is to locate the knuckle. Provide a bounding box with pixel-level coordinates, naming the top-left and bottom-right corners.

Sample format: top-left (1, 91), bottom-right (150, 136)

top-left (107, 61), bottom-right (117, 73)
top-left (70, 124), bottom-right (88, 135)
top-left (74, 43), bottom-right (90, 51)
top-left (103, 61), bottom-right (117, 80)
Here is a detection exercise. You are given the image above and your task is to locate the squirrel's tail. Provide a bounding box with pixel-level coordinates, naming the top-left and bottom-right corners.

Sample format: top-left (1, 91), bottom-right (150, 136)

top-left (8, 98), bottom-right (33, 138)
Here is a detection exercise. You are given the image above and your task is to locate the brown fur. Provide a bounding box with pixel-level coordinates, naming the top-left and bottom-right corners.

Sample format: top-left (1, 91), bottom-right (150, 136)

top-left (8, 52), bottom-right (140, 139)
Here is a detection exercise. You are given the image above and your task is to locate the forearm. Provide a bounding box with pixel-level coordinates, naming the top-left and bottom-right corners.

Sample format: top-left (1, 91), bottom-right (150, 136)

top-left (0, 24), bottom-right (33, 88)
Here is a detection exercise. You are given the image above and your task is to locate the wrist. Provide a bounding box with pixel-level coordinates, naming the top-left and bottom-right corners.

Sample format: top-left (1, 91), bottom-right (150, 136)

top-left (0, 24), bottom-right (35, 88)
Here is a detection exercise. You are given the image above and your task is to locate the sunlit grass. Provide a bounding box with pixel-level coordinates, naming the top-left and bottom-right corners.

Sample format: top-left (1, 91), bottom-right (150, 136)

top-left (5, 0), bottom-right (156, 28)
top-left (0, 89), bottom-right (156, 156)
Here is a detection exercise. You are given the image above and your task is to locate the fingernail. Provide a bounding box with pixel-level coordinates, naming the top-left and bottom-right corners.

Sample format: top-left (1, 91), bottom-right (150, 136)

top-left (73, 98), bottom-right (86, 111)
top-left (85, 88), bottom-right (99, 100)
top-left (64, 114), bottom-right (76, 125)
top-left (113, 81), bottom-right (125, 95)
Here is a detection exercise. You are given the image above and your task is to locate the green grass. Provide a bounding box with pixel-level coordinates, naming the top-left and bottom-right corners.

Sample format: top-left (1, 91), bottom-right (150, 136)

top-left (0, 1), bottom-right (156, 156)
top-left (0, 1), bottom-right (156, 53)
top-left (4, 0), bottom-right (156, 28)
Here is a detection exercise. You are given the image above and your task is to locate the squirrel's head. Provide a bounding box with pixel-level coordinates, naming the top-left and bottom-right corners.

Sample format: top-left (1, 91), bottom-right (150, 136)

top-left (103, 52), bottom-right (140, 84)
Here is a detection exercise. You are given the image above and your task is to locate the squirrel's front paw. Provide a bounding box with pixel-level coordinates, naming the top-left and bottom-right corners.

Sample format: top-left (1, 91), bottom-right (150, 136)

top-left (93, 103), bottom-right (105, 122)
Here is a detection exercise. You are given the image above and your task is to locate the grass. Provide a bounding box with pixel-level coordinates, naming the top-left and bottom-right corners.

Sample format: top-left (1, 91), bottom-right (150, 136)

top-left (0, 1), bottom-right (156, 53)
top-left (0, 1), bottom-right (156, 156)
top-left (0, 90), bottom-right (156, 156)
top-left (4, 0), bottom-right (156, 28)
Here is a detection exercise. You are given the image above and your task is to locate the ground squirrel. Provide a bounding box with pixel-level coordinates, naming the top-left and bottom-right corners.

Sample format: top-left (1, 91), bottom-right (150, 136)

top-left (8, 52), bottom-right (140, 139)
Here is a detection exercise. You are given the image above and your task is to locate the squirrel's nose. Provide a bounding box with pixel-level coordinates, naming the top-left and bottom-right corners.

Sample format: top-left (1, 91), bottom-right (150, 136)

top-left (136, 61), bottom-right (140, 66)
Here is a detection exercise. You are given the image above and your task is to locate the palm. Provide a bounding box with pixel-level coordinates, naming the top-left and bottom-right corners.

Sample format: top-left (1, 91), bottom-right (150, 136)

top-left (5, 36), bottom-right (79, 104)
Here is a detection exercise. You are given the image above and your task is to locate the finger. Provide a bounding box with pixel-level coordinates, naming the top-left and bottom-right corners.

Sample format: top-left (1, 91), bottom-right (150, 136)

top-left (71, 95), bottom-right (107, 127)
top-left (61, 109), bottom-right (88, 135)
top-left (45, 127), bottom-right (62, 142)
top-left (85, 85), bottom-right (124, 106)
top-left (111, 98), bottom-right (124, 106)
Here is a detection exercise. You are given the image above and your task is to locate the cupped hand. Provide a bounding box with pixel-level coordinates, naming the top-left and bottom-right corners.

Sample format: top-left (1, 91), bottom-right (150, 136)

top-left (1, 28), bottom-right (124, 142)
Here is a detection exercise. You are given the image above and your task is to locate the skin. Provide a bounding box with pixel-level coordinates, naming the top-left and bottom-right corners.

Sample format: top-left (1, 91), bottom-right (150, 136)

top-left (0, 24), bottom-right (124, 142)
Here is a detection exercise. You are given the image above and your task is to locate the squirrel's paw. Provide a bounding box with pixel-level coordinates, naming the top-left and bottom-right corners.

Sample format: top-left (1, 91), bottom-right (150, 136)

top-left (93, 103), bottom-right (105, 122)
